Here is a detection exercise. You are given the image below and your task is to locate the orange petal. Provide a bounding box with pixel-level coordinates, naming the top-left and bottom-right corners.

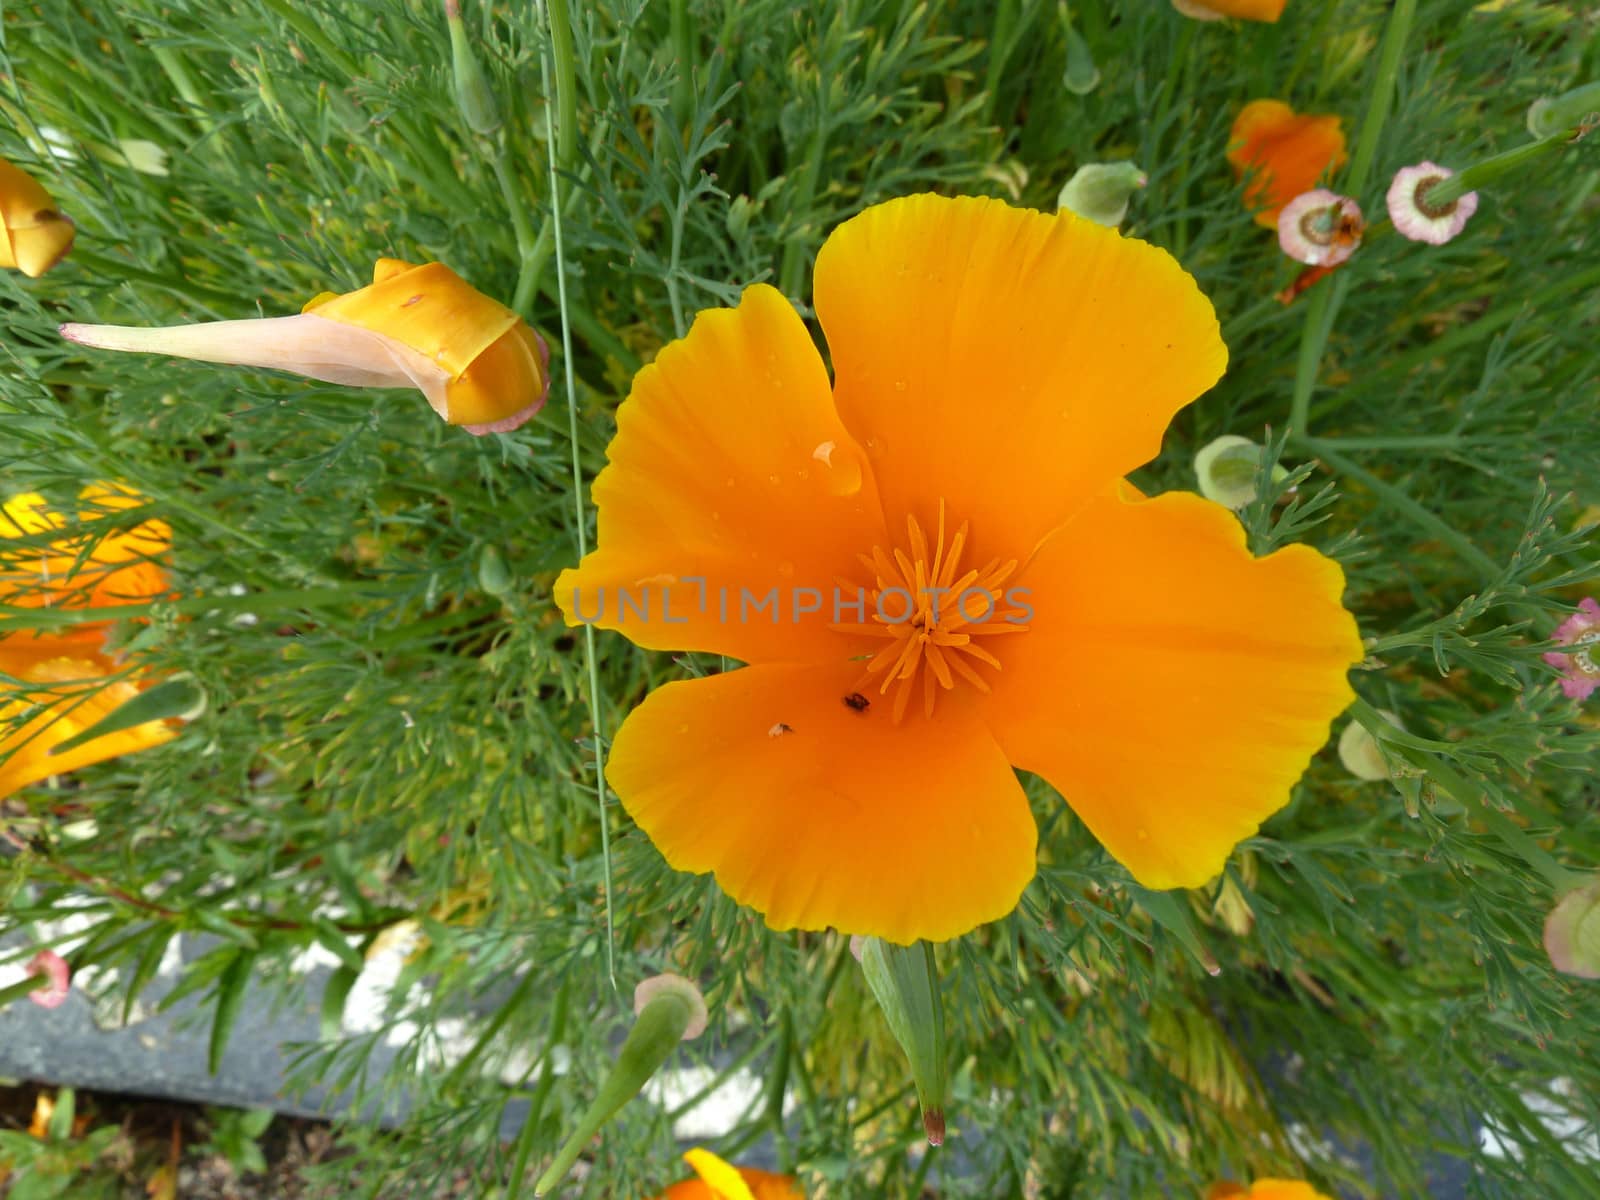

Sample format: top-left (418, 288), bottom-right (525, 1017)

top-left (982, 486), bottom-right (1361, 889)
top-left (1227, 100), bottom-right (1348, 228)
top-left (606, 659), bottom-right (1036, 944)
top-left (1173, 0), bottom-right (1286, 20)
top-left (310, 259), bottom-right (546, 427)
top-left (1, 487), bottom-right (169, 620)
top-left (0, 158), bottom-right (75, 278)
top-left (1243, 1183), bottom-right (1335, 1200)
top-left (658, 1166), bottom-right (803, 1200)
top-left (813, 194), bottom-right (1226, 565)
top-left (556, 284), bottom-right (887, 664)
top-left (0, 650), bottom-right (176, 801)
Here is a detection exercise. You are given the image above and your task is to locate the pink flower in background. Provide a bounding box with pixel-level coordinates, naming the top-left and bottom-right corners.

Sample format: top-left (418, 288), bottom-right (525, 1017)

top-left (1386, 162), bottom-right (1478, 245)
top-left (26, 949), bottom-right (71, 1008)
top-left (1543, 598), bottom-right (1600, 701)
top-left (1277, 189), bottom-right (1364, 266)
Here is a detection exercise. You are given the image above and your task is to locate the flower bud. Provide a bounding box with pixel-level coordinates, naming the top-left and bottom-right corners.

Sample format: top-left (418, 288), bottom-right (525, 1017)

top-left (1526, 81), bottom-right (1600, 139)
top-left (1337, 708), bottom-right (1403, 782)
top-left (534, 973), bottom-right (708, 1195)
top-left (27, 949), bottom-right (72, 1009)
top-left (858, 937), bottom-right (947, 1145)
top-left (445, 0), bottom-right (502, 138)
top-left (1056, 162), bottom-right (1147, 228)
top-left (1544, 879), bottom-right (1600, 979)
top-left (61, 259), bottom-right (549, 435)
top-left (1061, 26), bottom-right (1100, 95)
top-left (0, 158), bottom-right (75, 278)
top-left (1194, 435), bottom-right (1288, 510)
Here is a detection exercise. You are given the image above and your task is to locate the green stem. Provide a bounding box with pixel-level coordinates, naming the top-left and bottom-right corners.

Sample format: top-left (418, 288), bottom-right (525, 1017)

top-left (540, 0), bottom-right (614, 992)
top-left (0, 971), bottom-right (52, 1007)
top-left (1300, 438), bottom-right (1501, 580)
top-left (546, 0), bottom-right (579, 174)
top-left (669, 0), bottom-right (695, 129)
top-left (1285, 0), bottom-right (1413, 441)
top-left (1426, 136), bottom-right (1573, 207)
top-left (1310, 433), bottom-right (1465, 452)
top-left (491, 154), bottom-right (540, 317)
top-left (1343, 0), bottom-right (1416, 199)
top-left (1286, 275), bottom-right (1344, 437)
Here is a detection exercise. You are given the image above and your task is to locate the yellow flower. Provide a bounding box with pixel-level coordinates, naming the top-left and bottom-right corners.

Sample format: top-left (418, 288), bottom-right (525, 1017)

top-left (59, 259), bottom-right (549, 435)
top-left (556, 194), bottom-right (1361, 944)
top-left (651, 1149), bottom-right (803, 1200)
top-left (0, 157), bottom-right (75, 278)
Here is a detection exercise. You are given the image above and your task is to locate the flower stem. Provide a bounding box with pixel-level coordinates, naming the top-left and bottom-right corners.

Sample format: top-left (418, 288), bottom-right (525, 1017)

top-left (1343, 0), bottom-right (1416, 199)
top-left (1426, 135), bottom-right (1575, 208)
top-left (1286, 0), bottom-right (1413, 440)
top-left (539, 0), bottom-right (615, 992)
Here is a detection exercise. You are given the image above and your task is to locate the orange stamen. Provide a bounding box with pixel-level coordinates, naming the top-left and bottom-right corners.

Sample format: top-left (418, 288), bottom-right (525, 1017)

top-left (830, 501), bottom-right (1030, 721)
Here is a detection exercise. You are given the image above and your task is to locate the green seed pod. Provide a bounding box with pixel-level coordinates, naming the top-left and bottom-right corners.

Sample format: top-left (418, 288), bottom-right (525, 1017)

top-left (533, 974), bottom-right (707, 1195)
top-left (857, 937), bottom-right (948, 1145)
top-left (446, 0), bottom-right (502, 138)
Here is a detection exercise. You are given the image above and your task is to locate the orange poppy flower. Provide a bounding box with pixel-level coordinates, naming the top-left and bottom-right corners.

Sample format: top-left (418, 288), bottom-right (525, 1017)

top-left (556, 194), bottom-right (1361, 944)
top-left (1, 484), bottom-right (171, 646)
top-left (1208, 1180), bottom-right (1334, 1200)
top-left (1173, 0), bottom-right (1287, 20)
top-left (652, 1149), bottom-right (803, 1200)
top-left (2, 483), bottom-right (177, 798)
top-left (0, 157), bottom-right (75, 278)
top-left (1228, 100), bottom-right (1348, 228)
top-left (0, 646), bottom-right (177, 801)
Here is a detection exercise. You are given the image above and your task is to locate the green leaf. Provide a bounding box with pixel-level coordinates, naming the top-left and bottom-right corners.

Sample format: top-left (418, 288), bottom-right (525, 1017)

top-left (209, 952), bottom-right (256, 1074)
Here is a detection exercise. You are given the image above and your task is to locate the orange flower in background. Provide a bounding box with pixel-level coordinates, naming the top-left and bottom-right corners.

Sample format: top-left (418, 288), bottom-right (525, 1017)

top-left (60, 259), bottom-right (549, 435)
top-left (2, 484), bottom-right (177, 799)
top-left (1208, 1180), bottom-right (1334, 1200)
top-left (653, 1149), bottom-right (803, 1200)
top-left (1173, 0), bottom-right (1287, 19)
top-left (0, 157), bottom-right (75, 278)
top-left (0, 648), bottom-right (177, 800)
top-left (1228, 100), bottom-right (1348, 228)
top-left (557, 194), bottom-right (1361, 945)
top-left (1, 485), bottom-right (172, 645)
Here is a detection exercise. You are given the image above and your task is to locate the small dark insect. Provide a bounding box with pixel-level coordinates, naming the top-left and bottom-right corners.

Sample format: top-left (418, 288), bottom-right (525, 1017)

top-left (768, 722), bottom-right (795, 738)
top-left (843, 692), bottom-right (870, 713)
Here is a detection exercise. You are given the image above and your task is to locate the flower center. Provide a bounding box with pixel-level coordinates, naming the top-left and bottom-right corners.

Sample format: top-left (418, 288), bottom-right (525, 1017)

top-left (1300, 203), bottom-right (1362, 247)
top-left (1413, 175), bottom-right (1457, 220)
top-left (1572, 631), bottom-right (1600, 676)
top-left (830, 500), bottom-right (1030, 722)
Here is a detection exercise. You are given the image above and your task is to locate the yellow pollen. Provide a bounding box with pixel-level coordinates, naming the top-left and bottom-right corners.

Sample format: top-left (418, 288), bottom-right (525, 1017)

top-left (830, 500), bottom-right (1029, 722)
